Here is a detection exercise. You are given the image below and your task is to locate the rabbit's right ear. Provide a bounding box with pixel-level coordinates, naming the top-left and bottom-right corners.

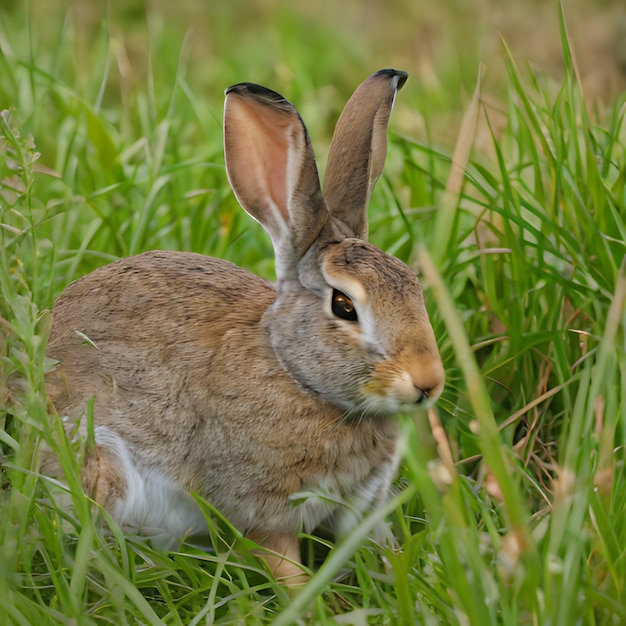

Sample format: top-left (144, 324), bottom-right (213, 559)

top-left (224, 84), bottom-right (329, 279)
top-left (323, 69), bottom-right (408, 240)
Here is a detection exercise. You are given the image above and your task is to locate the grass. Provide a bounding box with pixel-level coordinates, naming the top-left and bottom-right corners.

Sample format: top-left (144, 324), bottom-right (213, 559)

top-left (1, 1), bottom-right (625, 624)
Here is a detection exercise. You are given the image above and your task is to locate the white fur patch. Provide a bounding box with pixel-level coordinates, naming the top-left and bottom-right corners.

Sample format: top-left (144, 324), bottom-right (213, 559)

top-left (95, 427), bottom-right (207, 547)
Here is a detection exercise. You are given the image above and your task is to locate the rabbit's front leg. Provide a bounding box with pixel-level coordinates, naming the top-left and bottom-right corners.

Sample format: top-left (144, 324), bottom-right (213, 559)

top-left (248, 531), bottom-right (308, 586)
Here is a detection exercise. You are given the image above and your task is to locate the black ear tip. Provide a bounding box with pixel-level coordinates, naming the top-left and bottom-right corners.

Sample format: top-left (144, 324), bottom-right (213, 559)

top-left (373, 68), bottom-right (409, 90)
top-left (225, 83), bottom-right (282, 100)
top-left (226, 82), bottom-right (271, 97)
top-left (225, 83), bottom-right (295, 111)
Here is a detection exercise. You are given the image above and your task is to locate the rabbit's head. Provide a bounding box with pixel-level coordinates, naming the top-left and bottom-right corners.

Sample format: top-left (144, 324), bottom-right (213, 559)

top-left (224, 70), bottom-right (444, 416)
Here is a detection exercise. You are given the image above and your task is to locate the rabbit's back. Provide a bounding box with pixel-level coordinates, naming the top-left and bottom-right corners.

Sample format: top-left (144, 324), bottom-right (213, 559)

top-left (47, 250), bottom-right (275, 415)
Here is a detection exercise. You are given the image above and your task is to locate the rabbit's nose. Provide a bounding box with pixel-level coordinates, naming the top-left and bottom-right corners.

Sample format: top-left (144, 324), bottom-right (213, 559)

top-left (414, 382), bottom-right (443, 404)
top-left (396, 342), bottom-right (445, 406)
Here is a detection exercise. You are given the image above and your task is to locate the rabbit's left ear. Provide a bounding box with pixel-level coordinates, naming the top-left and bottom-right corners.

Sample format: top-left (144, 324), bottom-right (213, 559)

top-left (323, 69), bottom-right (408, 240)
top-left (224, 84), bottom-right (329, 280)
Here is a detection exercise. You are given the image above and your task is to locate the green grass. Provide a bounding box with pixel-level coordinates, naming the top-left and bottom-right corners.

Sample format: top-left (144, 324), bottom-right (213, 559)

top-left (1, 1), bottom-right (625, 624)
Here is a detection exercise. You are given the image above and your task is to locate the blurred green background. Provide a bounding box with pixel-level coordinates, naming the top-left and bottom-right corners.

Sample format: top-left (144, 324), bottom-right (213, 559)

top-left (2, 0), bottom-right (625, 148)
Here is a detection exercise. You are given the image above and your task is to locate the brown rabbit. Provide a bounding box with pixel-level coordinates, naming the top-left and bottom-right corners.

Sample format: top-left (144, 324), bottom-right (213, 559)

top-left (44, 69), bottom-right (445, 584)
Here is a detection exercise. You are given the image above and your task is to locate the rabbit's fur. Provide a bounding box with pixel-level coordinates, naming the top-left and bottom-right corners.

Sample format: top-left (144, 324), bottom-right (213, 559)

top-left (44, 69), bottom-right (445, 583)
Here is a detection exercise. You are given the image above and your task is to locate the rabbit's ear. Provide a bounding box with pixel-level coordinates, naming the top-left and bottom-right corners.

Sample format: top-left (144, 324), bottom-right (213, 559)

top-left (224, 83), bottom-right (329, 279)
top-left (323, 69), bottom-right (408, 240)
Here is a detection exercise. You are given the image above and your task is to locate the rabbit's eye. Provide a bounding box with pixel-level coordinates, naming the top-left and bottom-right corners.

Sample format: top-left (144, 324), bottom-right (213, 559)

top-left (331, 289), bottom-right (358, 322)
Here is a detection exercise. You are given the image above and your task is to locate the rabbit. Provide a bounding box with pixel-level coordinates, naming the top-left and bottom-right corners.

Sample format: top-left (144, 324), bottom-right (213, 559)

top-left (44, 69), bottom-right (445, 584)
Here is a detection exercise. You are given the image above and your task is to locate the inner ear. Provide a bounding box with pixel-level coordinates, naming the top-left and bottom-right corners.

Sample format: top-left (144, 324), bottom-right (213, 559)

top-left (224, 84), bottom-right (329, 276)
top-left (224, 95), bottom-right (295, 234)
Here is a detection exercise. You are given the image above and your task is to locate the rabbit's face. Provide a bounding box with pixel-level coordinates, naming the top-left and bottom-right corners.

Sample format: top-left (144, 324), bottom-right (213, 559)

top-left (265, 238), bottom-right (444, 417)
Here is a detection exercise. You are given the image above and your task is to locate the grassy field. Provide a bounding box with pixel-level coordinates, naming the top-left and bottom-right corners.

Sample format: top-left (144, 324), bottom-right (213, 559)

top-left (1, 1), bottom-right (625, 624)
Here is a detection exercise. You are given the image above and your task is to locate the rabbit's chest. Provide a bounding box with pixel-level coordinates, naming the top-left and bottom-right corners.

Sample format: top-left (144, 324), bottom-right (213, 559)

top-left (282, 420), bottom-right (401, 534)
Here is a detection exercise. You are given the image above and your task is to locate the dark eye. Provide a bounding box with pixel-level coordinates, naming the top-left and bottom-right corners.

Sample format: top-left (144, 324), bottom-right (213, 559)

top-left (331, 289), bottom-right (358, 321)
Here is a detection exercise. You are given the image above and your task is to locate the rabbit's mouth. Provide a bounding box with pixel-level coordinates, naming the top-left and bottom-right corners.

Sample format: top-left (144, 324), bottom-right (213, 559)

top-left (360, 361), bottom-right (444, 414)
